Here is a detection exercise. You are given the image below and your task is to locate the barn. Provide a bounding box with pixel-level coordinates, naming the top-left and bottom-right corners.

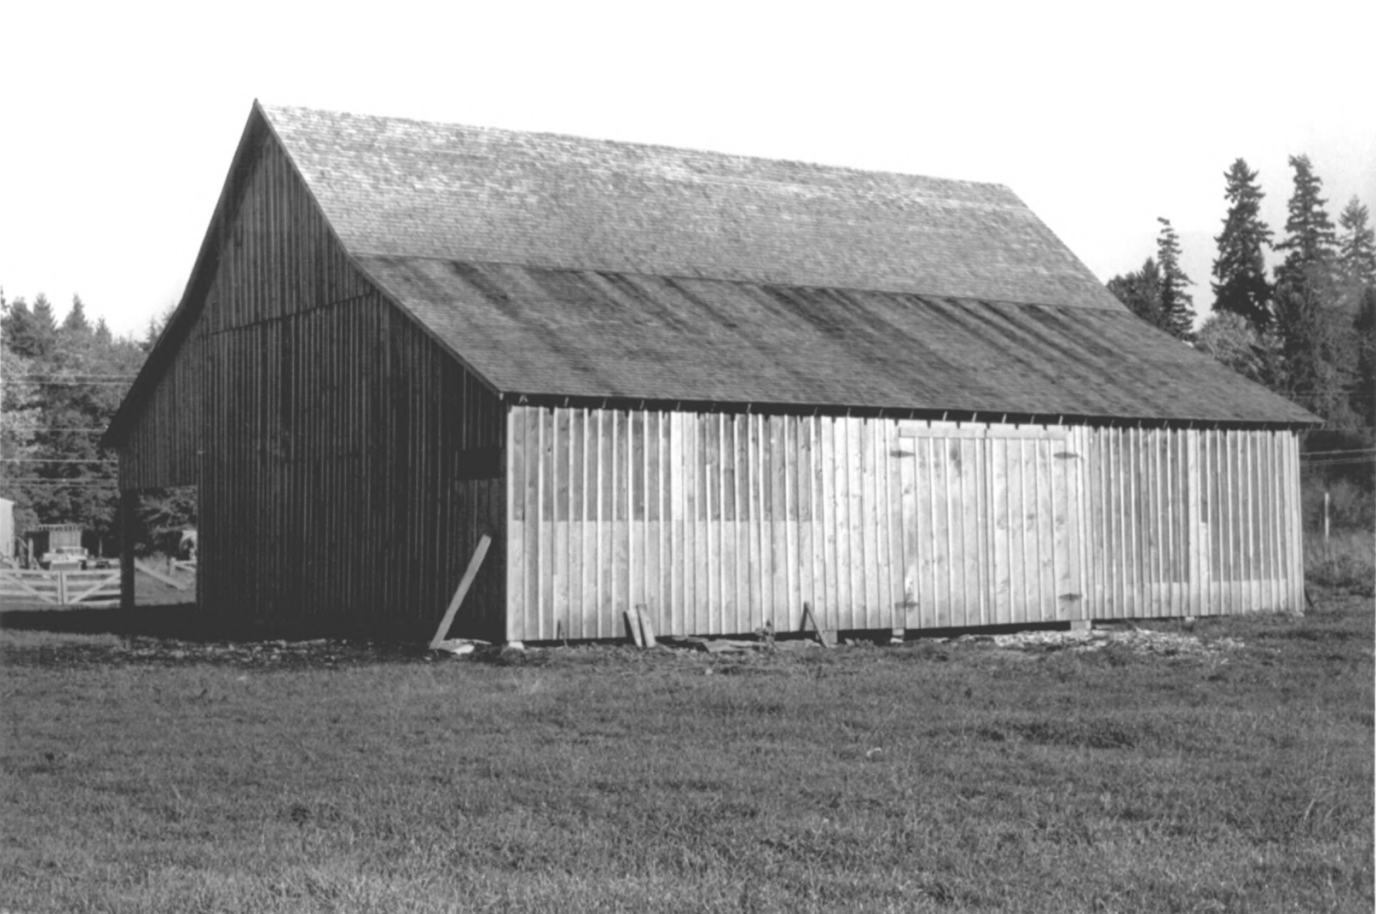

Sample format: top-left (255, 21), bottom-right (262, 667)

top-left (104, 102), bottom-right (1318, 642)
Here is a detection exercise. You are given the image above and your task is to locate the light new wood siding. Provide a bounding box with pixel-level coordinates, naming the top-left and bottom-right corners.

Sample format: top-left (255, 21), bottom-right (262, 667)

top-left (506, 406), bottom-right (1302, 641)
top-left (117, 130), bottom-right (506, 639)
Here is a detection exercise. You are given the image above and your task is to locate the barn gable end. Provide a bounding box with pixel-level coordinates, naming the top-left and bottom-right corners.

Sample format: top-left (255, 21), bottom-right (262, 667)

top-left (110, 110), bottom-right (507, 639)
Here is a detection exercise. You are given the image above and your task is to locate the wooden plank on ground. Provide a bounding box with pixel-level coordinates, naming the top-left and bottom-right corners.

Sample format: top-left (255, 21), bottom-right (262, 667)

top-left (800, 602), bottom-right (835, 648)
top-left (428, 533), bottom-right (492, 648)
top-left (635, 605), bottom-right (658, 648)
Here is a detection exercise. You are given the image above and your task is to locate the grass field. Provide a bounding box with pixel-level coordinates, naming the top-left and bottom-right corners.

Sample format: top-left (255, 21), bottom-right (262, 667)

top-left (1, 590), bottom-right (1372, 913)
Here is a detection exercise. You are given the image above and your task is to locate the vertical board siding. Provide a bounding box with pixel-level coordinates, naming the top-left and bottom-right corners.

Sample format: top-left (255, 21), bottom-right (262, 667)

top-left (120, 131), bottom-right (506, 639)
top-left (508, 407), bottom-right (1304, 641)
top-left (1081, 426), bottom-right (1300, 619)
top-left (120, 326), bottom-right (202, 490)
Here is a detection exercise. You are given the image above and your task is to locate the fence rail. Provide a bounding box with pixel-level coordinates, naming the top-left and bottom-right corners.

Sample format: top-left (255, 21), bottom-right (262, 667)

top-left (0, 569), bottom-right (122, 606)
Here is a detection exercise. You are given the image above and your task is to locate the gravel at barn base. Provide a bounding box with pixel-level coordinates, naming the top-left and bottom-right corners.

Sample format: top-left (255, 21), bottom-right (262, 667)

top-left (1, 622), bottom-right (1252, 669)
top-left (986, 627), bottom-right (1245, 657)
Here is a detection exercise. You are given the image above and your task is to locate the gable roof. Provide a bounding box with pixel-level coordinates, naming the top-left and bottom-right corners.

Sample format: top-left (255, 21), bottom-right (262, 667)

top-left (359, 257), bottom-right (1315, 423)
top-left (263, 103), bottom-right (1125, 312)
top-left (106, 102), bottom-right (1318, 447)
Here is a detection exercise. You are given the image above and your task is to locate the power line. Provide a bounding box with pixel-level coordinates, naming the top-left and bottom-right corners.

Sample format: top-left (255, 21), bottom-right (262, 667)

top-left (1, 481), bottom-right (119, 487)
top-left (0, 380), bottom-right (132, 386)
top-left (1302, 460), bottom-right (1375, 467)
top-left (1302, 447), bottom-right (1376, 457)
top-left (1300, 461), bottom-right (1375, 469)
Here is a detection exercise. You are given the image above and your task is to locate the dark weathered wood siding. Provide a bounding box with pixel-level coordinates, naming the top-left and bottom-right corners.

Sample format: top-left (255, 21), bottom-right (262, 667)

top-left (118, 132), bottom-right (506, 638)
top-left (119, 328), bottom-right (201, 490)
top-left (506, 406), bottom-right (1303, 641)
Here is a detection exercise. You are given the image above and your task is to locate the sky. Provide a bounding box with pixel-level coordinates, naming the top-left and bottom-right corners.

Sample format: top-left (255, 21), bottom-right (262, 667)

top-left (2, 0), bottom-right (1373, 339)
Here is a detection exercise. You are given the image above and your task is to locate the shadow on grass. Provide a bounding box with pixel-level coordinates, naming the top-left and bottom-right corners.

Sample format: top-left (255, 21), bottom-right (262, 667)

top-left (0, 604), bottom-right (217, 640)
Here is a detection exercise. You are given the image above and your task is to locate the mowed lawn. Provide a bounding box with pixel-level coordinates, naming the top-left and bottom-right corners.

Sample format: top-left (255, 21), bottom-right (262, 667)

top-left (1, 592), bottom-right (1371, 913)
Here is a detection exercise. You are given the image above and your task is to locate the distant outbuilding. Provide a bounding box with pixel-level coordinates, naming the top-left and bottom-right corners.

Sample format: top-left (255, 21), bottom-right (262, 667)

top-left (104, 102), bottom-right (1318, 641)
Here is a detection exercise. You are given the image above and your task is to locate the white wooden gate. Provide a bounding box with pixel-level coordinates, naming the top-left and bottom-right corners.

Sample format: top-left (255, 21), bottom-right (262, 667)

top-left (0, 569), bottom-right (122, 606)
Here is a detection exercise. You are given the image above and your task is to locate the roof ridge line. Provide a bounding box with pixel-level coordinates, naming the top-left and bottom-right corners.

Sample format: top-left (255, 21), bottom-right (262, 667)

top-left (259, 102), bottom-right (1013, 194)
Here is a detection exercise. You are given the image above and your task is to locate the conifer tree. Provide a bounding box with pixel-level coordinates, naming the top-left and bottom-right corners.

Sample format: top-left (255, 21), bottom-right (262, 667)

top-left (28, 294), bottom-right (59, 358)
top-left (1272, 155), bottom-right (1345, 420)
top-left (1, 297), bottom-right (53, 360)
top-left (1156, 217), bottom-right (1196, 340)
top-left (1107, 258), bottom-right (1166, 330)
top-left (1275, 155), bottom-right (1337, 285)
top-left (1211, 158), bottom-right (1273, 329)
top-left (61, 294), bottom-right (91, 336)
top-left (1337, 196), bottom-right (1376, 291)
top-left (1196, 311), bottom-right (1283, 387)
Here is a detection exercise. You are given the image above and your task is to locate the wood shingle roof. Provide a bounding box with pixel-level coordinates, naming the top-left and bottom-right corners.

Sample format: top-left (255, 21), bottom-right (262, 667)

top-left (263, 103), bottom-right (1124, 311)
top-left (259, 103), bottom-right (1311, 424)
top-left (361, 257), bottom-right (1317, 423)
top-left (113, 101), bottom-right (1321, 442)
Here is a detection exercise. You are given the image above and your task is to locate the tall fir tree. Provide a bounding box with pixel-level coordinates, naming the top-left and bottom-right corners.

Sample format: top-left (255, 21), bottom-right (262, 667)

top-left (1274, 155), bottom-right (1338, 285)
top-left (28, 294), bottom-right (59, 357)
top-left (1, 297), bottom-right (55, 360)
top-left (1107, 257), bottom-right (1166, 330)
top-left (1336, 196), bottom-right (1376, 292)
top-left (1211, 158), bottom-right (1273, 329)
top-left (1155, 217), bottom-right (1196, 340)
top-left (61, 294), bottom-right (91, 336)
top-left (1, 295), bottom-right (30, 352)
top-left (1272, 155), bottom-right (1346, 421)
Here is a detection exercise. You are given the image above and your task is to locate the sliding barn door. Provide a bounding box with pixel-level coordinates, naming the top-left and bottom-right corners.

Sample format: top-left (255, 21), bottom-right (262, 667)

top-left (897, 424), bottom-right (1083, 628)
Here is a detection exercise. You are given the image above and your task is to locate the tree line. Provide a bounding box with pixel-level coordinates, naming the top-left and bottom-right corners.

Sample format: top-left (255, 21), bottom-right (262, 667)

top-left (1109, 155), bottom-right (1376, 430)
top-left (0, 295), bottom-right (190, 557)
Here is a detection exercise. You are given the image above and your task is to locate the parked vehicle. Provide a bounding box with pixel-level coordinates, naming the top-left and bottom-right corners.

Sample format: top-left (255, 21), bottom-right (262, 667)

top-left (41, 545), bottom-right (91, 570)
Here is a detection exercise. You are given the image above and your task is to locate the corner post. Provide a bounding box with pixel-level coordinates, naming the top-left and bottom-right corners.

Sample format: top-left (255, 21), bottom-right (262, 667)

top-left (120, 489), bottom-right (137, 610)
